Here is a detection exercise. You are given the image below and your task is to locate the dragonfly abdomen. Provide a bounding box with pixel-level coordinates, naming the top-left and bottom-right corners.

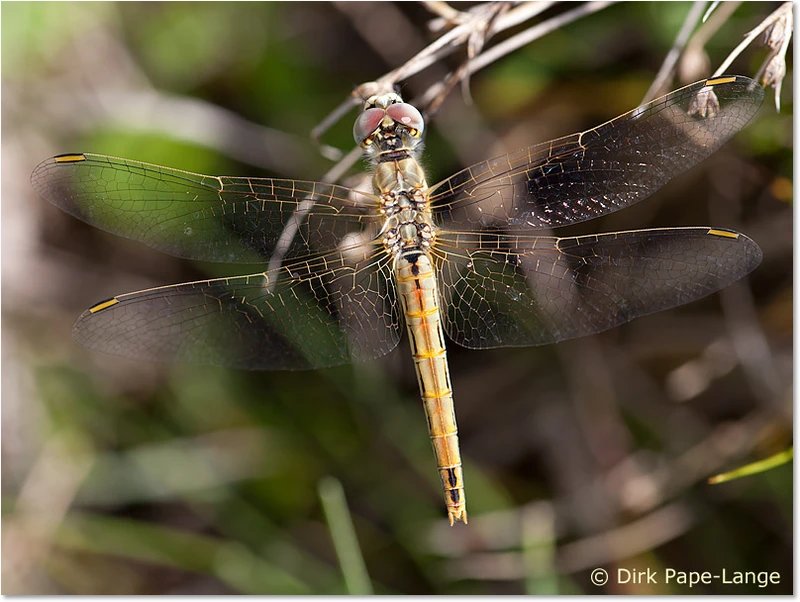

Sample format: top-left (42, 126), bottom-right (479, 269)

top-left (395, 250), bottom-right (467, 525)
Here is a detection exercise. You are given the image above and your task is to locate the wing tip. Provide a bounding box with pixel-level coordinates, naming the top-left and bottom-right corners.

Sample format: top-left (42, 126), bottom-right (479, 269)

top-left (708, 228), bottom-right (763, 274)
top-left (30, 153), bottom-right (87, 198)
top-left (701, 74), bottom-right (765, 105)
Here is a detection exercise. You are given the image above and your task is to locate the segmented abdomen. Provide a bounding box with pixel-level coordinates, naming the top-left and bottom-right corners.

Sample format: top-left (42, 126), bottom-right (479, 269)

top-left (395, 249), bottom-right (467, 525)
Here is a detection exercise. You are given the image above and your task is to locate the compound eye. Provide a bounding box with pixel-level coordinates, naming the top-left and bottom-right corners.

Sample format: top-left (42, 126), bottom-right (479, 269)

top-left (386, 103), bottom-right (424, 135)
top-left (353, 107), bottom-right (385, 144)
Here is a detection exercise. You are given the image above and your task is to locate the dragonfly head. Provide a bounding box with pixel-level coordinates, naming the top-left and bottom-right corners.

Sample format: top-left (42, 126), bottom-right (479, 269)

top-left (354, 93), bottom-right (425, 153)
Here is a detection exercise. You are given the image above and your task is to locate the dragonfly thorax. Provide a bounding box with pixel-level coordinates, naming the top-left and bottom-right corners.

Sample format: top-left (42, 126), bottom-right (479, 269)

top-left (373, 152), bottom-right (435, 256)
top-left (381, 202), bottom-right (435, 256)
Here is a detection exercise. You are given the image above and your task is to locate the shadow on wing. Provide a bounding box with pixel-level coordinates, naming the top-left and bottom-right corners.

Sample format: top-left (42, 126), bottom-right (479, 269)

top-left (31, 153), bottom-right (382, 264)
top-left (73, 247), bottom-right (400, 370)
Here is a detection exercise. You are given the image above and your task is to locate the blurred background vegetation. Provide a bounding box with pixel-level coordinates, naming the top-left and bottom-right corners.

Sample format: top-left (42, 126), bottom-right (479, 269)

top-left (2, 1), bottom-right (792, 594)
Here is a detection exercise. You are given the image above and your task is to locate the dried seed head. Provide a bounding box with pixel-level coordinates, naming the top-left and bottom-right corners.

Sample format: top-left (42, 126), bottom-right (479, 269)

top-left (688, 87), bottom-right (721, 119)
top-left (762, 54), bottom-right (787, 112)
top-left (763, 8), bottom-right (793, 52)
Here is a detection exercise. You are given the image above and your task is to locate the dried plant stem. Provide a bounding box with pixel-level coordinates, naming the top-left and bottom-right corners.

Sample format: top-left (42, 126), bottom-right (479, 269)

top-left (712, 1), bottom-right (792, 76)
top-left (641, 1), bottom-right (710, 103)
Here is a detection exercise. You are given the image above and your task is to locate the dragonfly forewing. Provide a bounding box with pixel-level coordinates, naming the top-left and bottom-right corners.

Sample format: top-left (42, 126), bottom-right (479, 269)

top-left (434, 227), bottom-right (762, 349)
top-left (73, 249), bottom-right (401, 370)
top-left (430, 76), bottom-right (764, 231)
top-left (31, 153), bottom-right (382, 264)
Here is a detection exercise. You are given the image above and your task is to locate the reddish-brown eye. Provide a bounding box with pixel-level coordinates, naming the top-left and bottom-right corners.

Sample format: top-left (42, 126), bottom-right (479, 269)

top-left (386, 103), bottom-right (424, 134)
top-left (353, 108), bottom-right (385, 144)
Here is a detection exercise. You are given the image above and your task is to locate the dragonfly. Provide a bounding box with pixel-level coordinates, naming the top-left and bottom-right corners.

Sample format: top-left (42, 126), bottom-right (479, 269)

top-left (31, 75), bottom-right (764, 525)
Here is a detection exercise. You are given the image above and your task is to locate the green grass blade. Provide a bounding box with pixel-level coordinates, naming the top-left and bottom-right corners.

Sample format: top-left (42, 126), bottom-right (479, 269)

top-left (54, 512), bottom-right (311, 594)
top-left (708, 448), bottom-right (793, 484)
top-left (522, 502), bottom-right (559, 595)
top-left (319, 476), bottom-right (373, 595)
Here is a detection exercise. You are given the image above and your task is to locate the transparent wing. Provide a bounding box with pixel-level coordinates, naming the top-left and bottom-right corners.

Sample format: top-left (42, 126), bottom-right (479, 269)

top-left (31, 153), bottom-right (381, 264)
top-left (430, 76), bottom-right (764, 230)
top-left (72, 246), bottom-right (401, 370)
top-left (434, 228), bottom-right (762, 349)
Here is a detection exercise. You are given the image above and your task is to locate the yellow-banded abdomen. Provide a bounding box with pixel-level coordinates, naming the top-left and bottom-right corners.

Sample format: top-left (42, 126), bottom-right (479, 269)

top-left (395, 249), bottom-right (466, 525)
